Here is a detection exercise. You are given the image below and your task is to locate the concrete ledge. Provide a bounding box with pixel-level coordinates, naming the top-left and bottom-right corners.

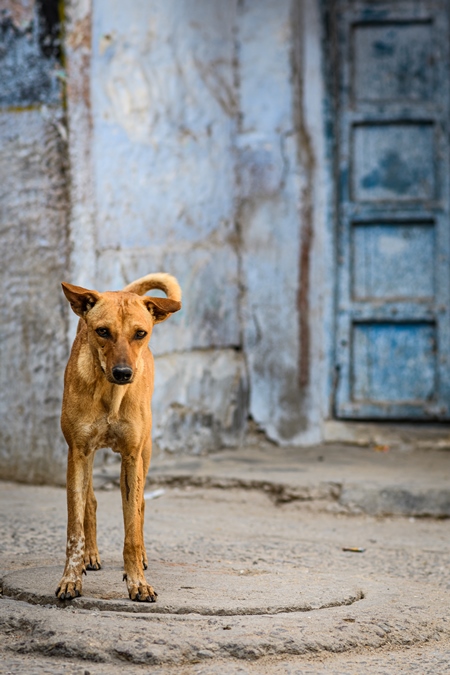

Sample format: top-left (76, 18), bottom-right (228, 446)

top-left (94, 444), bottom-right (450, 517)
top-left (2, 563), bottom-right (363, 616)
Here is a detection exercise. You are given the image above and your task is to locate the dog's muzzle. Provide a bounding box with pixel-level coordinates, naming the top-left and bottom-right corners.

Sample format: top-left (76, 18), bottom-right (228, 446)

top-left (111, 365), bottom-right (133, 384)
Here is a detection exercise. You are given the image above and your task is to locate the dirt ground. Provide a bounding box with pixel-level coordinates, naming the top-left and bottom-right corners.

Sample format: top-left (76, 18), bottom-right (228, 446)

top-left (1, 478), bottom-right (450, 673)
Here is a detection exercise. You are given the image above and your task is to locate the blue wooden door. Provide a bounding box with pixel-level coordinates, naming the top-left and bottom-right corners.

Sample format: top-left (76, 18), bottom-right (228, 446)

top-left (333, 0), bottom-right (450, 419)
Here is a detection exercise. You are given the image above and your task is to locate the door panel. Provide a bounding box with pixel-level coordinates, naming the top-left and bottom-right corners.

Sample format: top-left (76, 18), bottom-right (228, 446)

top-left (333, 0), bottom-right (450, 420)
top-left (352, 322), bottom-right (436, 402)
top-left (352, 222), bottom-right (435, 300)
top-left (352, 122), bottom-right (435, 202)
top-left (352, 21), bottom-right (435, 103)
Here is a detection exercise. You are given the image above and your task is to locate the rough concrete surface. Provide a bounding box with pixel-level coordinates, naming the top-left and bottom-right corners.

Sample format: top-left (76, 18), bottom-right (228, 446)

top-left (1, 445), bottom-right (450, 673)
top-left (153, 350), bottom-right (248, 455)
top-left (0, 109), bottom-right (69, 485)
top-left (147, 443), bottom-right (450, 517)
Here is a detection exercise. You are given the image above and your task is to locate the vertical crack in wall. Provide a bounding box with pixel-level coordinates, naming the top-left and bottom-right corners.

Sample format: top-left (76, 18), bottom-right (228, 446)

top-left (291, 0), bottom-right (315, 393)
top-left (327, 0), bottom-right (342, 418)
top-left (231, 0), bottom-right (251, 434)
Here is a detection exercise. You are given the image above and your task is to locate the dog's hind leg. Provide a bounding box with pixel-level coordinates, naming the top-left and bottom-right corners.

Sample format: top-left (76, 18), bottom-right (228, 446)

top-left (84, 453), bottom-right (101, 570)
top-left (140, 438), bottom-right (152, 570)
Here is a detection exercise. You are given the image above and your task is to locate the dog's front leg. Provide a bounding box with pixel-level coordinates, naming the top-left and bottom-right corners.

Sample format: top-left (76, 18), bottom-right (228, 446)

top-left (120, 451), bottom-right (157, 602)
top-left (56, 447), bottom-right (91, 600)
top-left (140, 437), bottom-right (152, 571)
top-left (84, 453), bottom-right (101, 570)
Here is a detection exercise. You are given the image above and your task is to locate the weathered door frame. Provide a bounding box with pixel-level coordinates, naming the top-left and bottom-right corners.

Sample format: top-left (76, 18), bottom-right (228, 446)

top-left (329, 0), bottom-right (450, 422)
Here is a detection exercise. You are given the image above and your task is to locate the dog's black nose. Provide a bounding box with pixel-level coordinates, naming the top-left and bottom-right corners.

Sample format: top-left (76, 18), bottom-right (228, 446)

top-left (112, 365), bottom-right (133, 383)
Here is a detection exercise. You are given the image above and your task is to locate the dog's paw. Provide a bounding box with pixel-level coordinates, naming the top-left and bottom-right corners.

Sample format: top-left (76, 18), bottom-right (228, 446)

top-left (130, 583), bottom-right (157, 603)
top-left (84, 550), bottom-right (102, 571)
top-left (123, 574), bottom-right (157, 602)
top-left (55, 576), bottom-right (83, 601)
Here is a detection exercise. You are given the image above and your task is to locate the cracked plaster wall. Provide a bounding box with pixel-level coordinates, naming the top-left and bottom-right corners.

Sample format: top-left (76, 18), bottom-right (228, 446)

top-left (89, 0), bottom-right (246, 454)
top-left (0, 0), bottom-right (331, 482)
top-left (83, 0), bottom-right (328, 453)
top-left (237, 0), bottom-right (318, 444)
top-left (0, 1), bottom-right (70, 483)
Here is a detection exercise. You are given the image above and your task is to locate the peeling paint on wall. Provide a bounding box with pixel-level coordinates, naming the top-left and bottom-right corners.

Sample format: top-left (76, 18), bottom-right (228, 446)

top-left (238, 0), bottom-right (316, 444)
top-left (0, 0), bottom-right (62, 107)
top-left (1, 0), bottom-right (35, 28)
top-left (0, 0), bottom-right (334, 482)
top-left (86, 0), bottom-right (325, 451)
top-left (90, 0), bottom-right (246, 453)
top-left (0, 0), bottom-right (69, 483)
top-left (105, 42), bottom-right (152, 143)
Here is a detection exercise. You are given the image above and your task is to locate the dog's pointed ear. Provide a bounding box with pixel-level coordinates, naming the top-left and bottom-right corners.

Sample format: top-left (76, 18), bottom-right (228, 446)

top-left (143, 296), bottom-right (181, 324)
top-left (61, 282), bottom-right (100, 317)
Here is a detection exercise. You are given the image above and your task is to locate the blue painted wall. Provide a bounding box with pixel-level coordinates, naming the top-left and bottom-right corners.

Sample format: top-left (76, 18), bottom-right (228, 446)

top-left (86, 0), bottom-right (321, 451)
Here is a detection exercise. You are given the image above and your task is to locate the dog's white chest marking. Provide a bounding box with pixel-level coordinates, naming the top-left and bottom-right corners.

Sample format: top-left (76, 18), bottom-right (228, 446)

top-left (107, 385), bottom-right (127, 423)
top-left (82, 387), bottom-right (127, 451)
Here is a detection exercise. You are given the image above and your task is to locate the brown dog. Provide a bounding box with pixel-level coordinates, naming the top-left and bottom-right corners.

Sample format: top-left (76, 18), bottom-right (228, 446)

top-left (56, 273), bottom-right (181, 602)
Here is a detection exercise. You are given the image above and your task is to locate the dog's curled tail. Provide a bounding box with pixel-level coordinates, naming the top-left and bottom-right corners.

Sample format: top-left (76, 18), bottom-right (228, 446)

top-left (123, 273), bottom-right (182, 303)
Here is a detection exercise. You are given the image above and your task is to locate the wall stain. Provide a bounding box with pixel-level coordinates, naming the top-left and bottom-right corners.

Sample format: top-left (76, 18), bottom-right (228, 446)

top-left (66, 16), bottom-right (92, 111)
top-left (194, 55), bottom-right (238, 118)
top-left (291, 0), bottom-right (315, 391)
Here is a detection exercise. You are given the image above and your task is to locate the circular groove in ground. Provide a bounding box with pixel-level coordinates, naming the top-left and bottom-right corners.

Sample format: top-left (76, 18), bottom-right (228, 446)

top-left (2, 562), bottom-right (365, 616)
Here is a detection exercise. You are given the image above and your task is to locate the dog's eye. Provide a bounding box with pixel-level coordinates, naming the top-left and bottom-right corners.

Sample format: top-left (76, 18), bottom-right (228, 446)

top-left (134, 330), bottom-right (147, 340)
top-left (96, 327), bottom-right (110, 338)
